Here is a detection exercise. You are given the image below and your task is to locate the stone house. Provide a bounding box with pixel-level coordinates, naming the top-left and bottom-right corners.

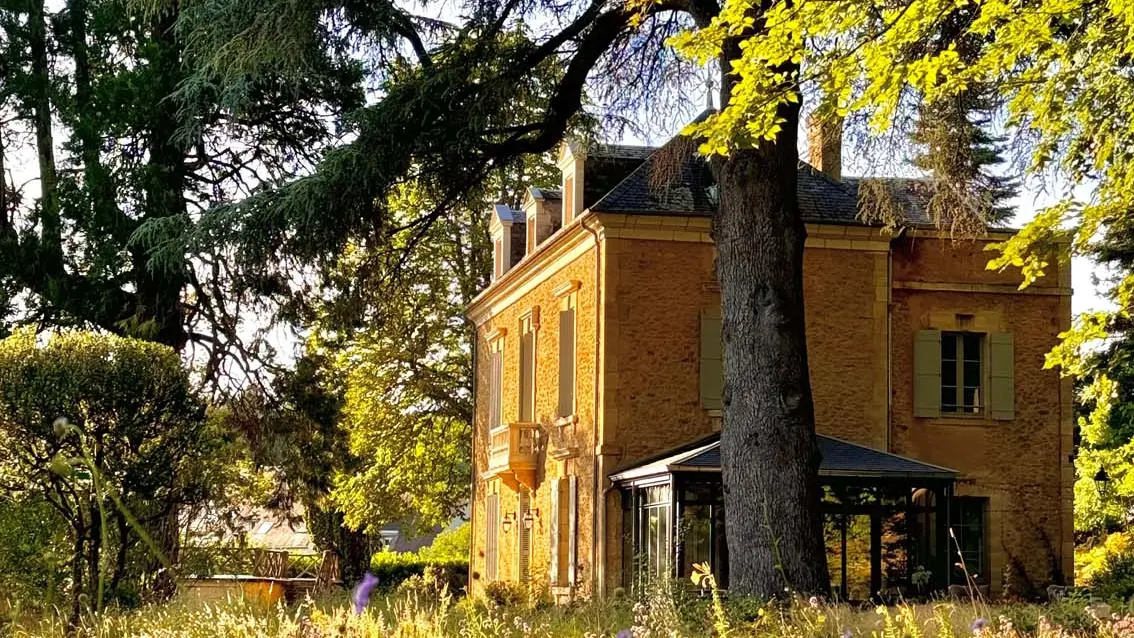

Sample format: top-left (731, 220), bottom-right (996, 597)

top-left (465, 116), bottom-right (1074, 601)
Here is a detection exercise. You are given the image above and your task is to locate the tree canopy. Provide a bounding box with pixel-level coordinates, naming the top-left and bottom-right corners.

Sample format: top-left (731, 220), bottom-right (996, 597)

top-left (0, 330), bottom-right (215, 619)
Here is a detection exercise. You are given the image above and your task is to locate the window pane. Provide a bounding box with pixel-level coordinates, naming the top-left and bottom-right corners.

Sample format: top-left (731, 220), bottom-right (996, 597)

top-left (963, 334), bottom-right (982, 361)
top-left (963, 387), bottom-right (981, 410)
top-left (942, 334), bottom-right (957, 360)
top-left (963, 361), bottom-right (981, 387)
top-left (942, 386), bottom-right (957, 411)
top-left (941, 359), bottom-right (957, 385)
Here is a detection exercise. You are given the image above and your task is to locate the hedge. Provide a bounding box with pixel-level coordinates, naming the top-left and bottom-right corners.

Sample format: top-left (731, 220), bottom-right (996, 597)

top-left (369, 551), bottom-right (469, 591)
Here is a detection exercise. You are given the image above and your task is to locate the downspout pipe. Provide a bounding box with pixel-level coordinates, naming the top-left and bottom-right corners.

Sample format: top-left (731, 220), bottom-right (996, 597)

top-left (582, 215), bottom-right (604, 597)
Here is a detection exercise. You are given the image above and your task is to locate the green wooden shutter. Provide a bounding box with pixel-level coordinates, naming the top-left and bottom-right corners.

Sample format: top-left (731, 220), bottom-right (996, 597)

top-left (558, 309), bottom-right (576, 417)
top-left (568, 475), bottom-right (578, 586)
top-left (518, 489), bottom-right (531, 582)
top-left (914, 330), bottom-right (942, 418)
top-left (519, 331), bottom-right (534, 422)
top-left (989, 332), bottom-right (1015, 420)
top-left (485, 493), bottom-right (499, 580)
top-left (549, 478), bottom-right (560, 585)
top-left (490, 351), bottom-right (502, 426)
top-left (700, 311), bottom-right (723, 410)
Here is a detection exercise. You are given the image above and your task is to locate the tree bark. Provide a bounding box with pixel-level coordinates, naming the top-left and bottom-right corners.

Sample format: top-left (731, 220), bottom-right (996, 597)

top-left (68, 524), bottom-right (85, 627)
top-left (713, 55), bottom-right (830, 597)
top-left (131, 7), bottom-right (189, 352)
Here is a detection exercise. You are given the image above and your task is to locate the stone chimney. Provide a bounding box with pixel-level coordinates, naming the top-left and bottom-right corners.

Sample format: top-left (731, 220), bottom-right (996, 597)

top-left (807, 115), bottom-right (843, 181)
top-left (558, 140), bottom-right (586, 225)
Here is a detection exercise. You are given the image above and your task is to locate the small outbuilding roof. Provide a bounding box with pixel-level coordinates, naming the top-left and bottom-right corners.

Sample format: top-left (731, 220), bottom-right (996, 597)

top-left (609, 433), bottom-right (957, 483)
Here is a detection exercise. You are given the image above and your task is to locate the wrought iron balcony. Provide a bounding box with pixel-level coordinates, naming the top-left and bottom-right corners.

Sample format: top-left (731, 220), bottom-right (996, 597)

top-left (487, 422), bottom-right (539, 489)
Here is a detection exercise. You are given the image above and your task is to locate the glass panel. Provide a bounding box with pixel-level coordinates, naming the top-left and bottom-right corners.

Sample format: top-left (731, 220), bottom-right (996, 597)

top-left (941, 386), bottom-right (958, 412)
top-left (824, 514), bottom-right (845, 599)
top-left (963, 334), bottom-right (982, 362)
top-left (681, 505), bottom-right (712, 577)
top-left (941, 359), bottom-right (957, 385)
top-left (963, 361), bottom-right (981, 386)
top-left (963, 387), bottom-right (981, 412)
top-left (882, 510), bottom-right (908, 589)
top-left (845, 514), bottom-right (872, 601)
top-left (941, 334), bottom-right (957, 360)
top-left (950, 498), bottom-right (986, 583)
top-left (646, 486), bottom-right (671, 505)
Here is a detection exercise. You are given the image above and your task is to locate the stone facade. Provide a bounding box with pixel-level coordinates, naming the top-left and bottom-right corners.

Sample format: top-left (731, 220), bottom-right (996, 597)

top-left (468, 210), bottom-right (1072, 599)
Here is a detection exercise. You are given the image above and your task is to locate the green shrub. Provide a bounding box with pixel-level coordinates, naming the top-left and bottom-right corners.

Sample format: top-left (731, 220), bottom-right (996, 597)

top-left (481, 580), bottom-right (526, 607)
top-left (1078, 532), bottom-right (1134, 603)
top-left (419, 523), bottom-right (470, 563)
top-left (369, 550), bottom-right (468, 591)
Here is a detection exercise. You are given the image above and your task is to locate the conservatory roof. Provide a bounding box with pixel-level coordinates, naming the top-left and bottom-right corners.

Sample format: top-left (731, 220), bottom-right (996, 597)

top-left (609, 433), bottom-right (957, 483)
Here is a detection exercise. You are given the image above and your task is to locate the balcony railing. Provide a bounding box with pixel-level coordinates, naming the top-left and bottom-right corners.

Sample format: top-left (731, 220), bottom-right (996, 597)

top-left (487, 422), bottom-right (539, 488)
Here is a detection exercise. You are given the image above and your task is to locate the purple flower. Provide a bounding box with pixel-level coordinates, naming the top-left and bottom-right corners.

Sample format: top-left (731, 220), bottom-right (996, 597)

top-left (351, 571), bottom-right (379, 615)
top-left (616, 629), bottom-right (634, 638)
top-left (971, 618), bottom-right (989, 634)
top-left (841, 629), bottom-right (852, 638)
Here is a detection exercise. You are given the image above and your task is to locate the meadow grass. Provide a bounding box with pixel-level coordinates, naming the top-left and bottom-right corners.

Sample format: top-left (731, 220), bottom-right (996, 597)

top-left (2, 587), bottom-right (1129, 637)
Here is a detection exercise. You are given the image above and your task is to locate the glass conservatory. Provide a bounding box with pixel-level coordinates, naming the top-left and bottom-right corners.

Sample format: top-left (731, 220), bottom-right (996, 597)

top-left (612, 434), bottom-right (965, 600)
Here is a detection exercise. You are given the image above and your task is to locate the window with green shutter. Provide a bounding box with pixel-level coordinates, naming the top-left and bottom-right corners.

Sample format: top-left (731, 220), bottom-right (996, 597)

top-left (701, 311), bottom-right (723, 410)
top-left (914, 329), bottom-right (1014, 420)
top-left (941, 332), bottom-right (984, 414)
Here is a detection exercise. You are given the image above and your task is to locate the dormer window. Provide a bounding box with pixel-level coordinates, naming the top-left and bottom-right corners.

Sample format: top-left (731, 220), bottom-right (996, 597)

top-left (489, 204), bottom-right (526, 281)
top-left (523, 188), bottom-right (562, 256)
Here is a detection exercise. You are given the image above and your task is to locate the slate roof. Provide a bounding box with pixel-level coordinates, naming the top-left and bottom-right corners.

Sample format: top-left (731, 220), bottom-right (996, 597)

top-left (609, 433), bottom-right (956, 483)
top-left (557, 118), bottom-right (986, 228)
top-left (530, 187), bottom-right (561, 201)
top-left (584, 138), bottom-right (867, 224)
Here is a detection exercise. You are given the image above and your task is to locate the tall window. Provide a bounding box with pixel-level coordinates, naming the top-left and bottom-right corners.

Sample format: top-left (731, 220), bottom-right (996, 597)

top-left (637, 485), bottom-right (672, 582)
top-left (490, 337), bottom-right (504, 427)
top-left (941, 332), bottom-right (983, 414)
top-left (558, 293), bottom-right (577, 419)
top-left (519, 313), bottom-right (536, 422)
top-left (950, 497), bottom-right (987, 582)
top-left (915, 329), bottom-right (1014, 420)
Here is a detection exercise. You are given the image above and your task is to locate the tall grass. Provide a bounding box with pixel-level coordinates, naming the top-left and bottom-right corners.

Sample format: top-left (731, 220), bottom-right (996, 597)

top-left (4, 587), bottom-right (1131, 638)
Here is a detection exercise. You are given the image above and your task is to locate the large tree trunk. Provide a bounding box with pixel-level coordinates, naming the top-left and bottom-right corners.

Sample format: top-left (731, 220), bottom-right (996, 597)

top-left (132, 7), bottom-right (189, 352)
top-left (714, 58), bottom-right (830, 597)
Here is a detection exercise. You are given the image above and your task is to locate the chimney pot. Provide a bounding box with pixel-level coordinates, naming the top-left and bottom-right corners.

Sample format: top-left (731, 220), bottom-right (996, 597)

top-left (808, 115), bottom-right (843, 181)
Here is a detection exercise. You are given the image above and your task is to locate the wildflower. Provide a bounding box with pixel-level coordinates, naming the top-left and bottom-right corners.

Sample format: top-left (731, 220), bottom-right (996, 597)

top-left (351, 571), bottom-right (379, 615)
top-left (841, 629), bottom-right (853, 638)
top-left (808, 596), bottom-right (820, 609)
top-left (616, 629), bottom-right (634, 638)
top-left (971, 618), bottom-right (989, 635)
